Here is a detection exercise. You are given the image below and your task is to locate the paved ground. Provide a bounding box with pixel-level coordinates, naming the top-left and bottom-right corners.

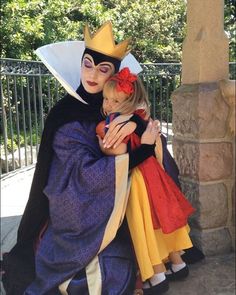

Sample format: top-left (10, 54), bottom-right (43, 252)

top-left (166, 253), bottom-right (235, 295)
top-left (1, 163), bottom-right (235, 295)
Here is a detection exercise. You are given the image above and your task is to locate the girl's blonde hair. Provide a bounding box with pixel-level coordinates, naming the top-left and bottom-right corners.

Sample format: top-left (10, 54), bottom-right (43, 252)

top-left (103, 76), bottom-right (150, 117)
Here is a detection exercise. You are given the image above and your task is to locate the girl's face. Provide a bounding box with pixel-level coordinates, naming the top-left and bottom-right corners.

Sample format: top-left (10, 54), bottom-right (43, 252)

top-left (103, 89), bottom-right (128, 115)
top-left (81, 54), bottom-right (115, 93)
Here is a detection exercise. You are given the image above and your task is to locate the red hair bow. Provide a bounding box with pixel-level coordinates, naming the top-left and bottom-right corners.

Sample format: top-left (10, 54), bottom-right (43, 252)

top-left (110, 67), bottom-right (137, 94)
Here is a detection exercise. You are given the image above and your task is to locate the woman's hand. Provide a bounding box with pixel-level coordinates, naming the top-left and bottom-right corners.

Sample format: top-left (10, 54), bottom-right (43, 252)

top-left (103, 114), bottom-right (136, 148)
top-left (97, 135), bottom-right (127, 156)
top-left (141, 119), bottom-right (160, 145)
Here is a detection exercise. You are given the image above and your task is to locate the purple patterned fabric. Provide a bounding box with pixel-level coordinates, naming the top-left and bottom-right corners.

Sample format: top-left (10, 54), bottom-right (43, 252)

top-left (24, 121), bottom-right (135, 294)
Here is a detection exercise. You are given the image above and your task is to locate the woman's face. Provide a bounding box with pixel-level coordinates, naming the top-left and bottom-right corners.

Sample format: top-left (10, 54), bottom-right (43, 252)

top-left (81, 54), bottom-right (115, 93)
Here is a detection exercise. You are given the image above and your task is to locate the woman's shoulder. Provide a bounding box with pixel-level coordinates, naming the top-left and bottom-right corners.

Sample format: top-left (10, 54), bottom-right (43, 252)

top-left (57, 121), bottom-right (83, 133)
top-left (56, 121), bottom-right (95, 139)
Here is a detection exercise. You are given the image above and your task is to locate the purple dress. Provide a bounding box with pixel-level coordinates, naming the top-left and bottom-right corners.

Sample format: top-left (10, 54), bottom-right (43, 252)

top-left (24, 121), bottom-right (136, 295)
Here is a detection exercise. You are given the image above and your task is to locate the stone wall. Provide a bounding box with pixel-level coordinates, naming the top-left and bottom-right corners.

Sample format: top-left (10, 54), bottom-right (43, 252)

top-left (172, 81), bottom-right (235, 255)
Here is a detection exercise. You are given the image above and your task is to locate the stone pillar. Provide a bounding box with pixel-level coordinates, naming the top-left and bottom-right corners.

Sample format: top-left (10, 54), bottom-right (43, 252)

top-left (171, 0), bottom-right (235, 255)
top-left (181, 0), bottom-right (229, 84)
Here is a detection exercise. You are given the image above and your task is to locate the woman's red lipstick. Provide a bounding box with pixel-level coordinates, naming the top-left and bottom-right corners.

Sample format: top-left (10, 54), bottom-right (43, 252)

top-left (87, 81), bottom-right (98, 86)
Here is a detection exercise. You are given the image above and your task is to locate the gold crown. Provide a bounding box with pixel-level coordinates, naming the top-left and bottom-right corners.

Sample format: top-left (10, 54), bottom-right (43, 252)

top-left (84, 21), bottom-right (130, 60)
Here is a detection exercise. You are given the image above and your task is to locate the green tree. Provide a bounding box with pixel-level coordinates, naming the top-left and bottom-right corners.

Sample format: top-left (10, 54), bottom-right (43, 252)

top-left (83, 0), bottom-right (187, 62)
top-left (1, 0), bottom-right (83, 59)
top-left (1, 0), bottom-right (235, 62)
top-left (225, 0), bottom-right (236, 61)
top-left (1, 0), bottom-right (186, 61)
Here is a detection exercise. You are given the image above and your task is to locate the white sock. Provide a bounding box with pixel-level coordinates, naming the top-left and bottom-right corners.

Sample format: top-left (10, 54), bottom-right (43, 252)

top-left (166, 262), bottom-right (186, 274)
top-left (143, 272), bottom-right (166, 289)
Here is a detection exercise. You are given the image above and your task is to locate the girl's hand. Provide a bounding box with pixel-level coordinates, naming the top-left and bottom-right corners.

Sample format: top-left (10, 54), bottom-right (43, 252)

top-left (141, 119), bottom-right (160, 144)
top-left (103, 114), bottom-right (136, 149)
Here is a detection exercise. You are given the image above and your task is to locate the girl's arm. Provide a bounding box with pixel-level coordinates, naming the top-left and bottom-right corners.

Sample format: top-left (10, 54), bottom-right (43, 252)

top-left (98, 121), bottom-right (159, 169)
top-left (102, 114), bottom-right (159, 148)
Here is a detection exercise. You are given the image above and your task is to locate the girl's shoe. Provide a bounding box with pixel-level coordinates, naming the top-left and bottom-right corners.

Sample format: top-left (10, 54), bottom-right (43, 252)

top-left (166, 265), bottom-right (189, 281)
top-left (181, 246), bottom-right (205, 264)
top-left (143, 279), bottom-right (169, 295)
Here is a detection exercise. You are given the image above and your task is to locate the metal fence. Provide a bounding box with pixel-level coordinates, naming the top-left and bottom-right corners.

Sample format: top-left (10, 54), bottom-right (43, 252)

top-left (0, 58), bottom-right (65, 174)
top-left (1, 58), bottom-right (235, 174)
top-left (140, 63), bottom-right (182, 142)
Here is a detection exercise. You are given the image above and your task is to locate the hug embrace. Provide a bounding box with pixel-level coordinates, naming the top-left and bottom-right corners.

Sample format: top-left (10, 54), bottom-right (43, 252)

top-left (2, 21), bottom-right (204, 295)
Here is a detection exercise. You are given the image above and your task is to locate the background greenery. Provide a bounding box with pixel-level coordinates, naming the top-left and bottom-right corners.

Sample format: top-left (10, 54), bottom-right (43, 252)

top-left (1, 0), bottom-right (235, 62)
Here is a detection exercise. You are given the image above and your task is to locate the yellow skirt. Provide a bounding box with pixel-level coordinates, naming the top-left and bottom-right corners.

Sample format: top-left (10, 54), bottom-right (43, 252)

top-left (126, 167), bottom-right (193, 281)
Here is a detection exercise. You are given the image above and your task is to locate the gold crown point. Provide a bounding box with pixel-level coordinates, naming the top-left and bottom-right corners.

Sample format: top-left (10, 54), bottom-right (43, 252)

top-left (84, 24), bottom-right (90, 40)
top-left (84, 21), bottom-right (130, 60)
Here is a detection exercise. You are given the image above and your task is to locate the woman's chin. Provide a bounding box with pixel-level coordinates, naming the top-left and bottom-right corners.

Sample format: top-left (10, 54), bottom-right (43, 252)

top-left (84, 84), bottom-right (102, 94)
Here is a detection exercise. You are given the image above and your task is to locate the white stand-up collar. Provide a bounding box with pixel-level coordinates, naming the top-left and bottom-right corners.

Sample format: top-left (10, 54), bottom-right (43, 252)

top-left (35, 41), bottom-right (143, 105)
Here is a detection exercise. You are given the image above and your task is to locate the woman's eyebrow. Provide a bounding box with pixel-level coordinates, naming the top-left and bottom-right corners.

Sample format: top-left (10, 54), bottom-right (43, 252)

top-left (99, 63), bottom-right (112, 67)
top-left (84, 57), bottom-right (93, 62)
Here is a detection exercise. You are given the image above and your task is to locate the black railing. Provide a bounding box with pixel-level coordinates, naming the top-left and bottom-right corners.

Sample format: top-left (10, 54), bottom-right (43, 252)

top-left (1, 58), bottom-right (235, 174)
top-left (1, 58), bottom-right (65, 174)
top-left (140, 63), bottom-right (182, 140)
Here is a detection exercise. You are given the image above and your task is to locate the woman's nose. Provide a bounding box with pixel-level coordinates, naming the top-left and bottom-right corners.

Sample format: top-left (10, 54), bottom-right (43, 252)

top-left (89, 68), bottom-right (98, 79)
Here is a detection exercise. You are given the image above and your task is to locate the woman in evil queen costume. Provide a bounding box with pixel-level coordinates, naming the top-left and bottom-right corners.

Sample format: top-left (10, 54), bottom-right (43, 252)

top-left (2, 21), bottom-right (158, 295)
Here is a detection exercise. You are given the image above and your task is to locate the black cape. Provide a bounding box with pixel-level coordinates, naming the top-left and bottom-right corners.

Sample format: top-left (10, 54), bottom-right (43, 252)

top-left (2, 86), bottom-right (105, 295)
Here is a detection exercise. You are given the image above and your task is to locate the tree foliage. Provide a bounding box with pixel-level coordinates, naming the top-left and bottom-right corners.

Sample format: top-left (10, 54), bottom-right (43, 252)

top-left (225, 0), bottom-right (236, 61)
top-left (1, 0), bottom-right (186, 61)
top-left (1, 0), bottom-right (235, 62)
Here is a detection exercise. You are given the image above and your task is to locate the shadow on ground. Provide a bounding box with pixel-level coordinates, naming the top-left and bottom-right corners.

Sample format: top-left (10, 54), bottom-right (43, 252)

top-left (1, 215), bottom-right (235, 295)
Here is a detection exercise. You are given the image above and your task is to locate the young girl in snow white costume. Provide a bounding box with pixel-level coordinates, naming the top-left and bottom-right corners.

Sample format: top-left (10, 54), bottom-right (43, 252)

top-left (97, 67), bottom-right (195, 295)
